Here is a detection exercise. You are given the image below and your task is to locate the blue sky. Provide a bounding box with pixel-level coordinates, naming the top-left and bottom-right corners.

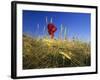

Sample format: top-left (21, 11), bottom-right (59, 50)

top-left (23, 10), bottom-right (91, 42)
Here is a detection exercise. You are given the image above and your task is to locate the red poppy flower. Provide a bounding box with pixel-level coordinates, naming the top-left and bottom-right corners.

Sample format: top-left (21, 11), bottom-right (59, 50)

top-left (47, 23), bottom-right (57, 39)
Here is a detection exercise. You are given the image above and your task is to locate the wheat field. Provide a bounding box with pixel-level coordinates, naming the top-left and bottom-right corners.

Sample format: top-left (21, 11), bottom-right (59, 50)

top-left (23, 34), bottom-right (91, 69)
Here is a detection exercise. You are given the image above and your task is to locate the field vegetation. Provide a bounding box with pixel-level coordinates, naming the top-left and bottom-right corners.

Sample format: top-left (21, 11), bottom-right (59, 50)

top-left (23, 34), bottom-right (90, 69)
